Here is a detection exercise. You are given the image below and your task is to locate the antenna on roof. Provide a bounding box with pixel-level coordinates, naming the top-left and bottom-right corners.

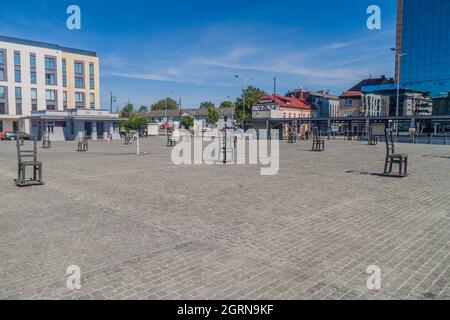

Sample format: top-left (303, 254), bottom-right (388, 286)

top-left (274, 77), bottom-right (277, 95)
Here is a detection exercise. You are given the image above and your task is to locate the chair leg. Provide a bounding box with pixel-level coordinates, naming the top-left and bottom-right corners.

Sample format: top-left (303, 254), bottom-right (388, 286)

top-left (22, 165), bottom-right (26, 184)
top-left (389, 160), bottom-right (393, 174)
top-left (384, 158), bottom-right (389, 174)
top-left (404, 159), bottom-right (408, 175)
top-left (399, 161), bottom-right (403, 176)
top-left (39, 163), bottom-right (43, 183)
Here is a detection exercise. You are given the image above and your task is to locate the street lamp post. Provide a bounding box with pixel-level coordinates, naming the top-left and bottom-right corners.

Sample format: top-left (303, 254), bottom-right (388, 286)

top-left (391, 48), bottom-right (407, 135)
top-left (110, 92), bottom-right (117, 113)
top-left (234, 75), bottom-right (253, 129)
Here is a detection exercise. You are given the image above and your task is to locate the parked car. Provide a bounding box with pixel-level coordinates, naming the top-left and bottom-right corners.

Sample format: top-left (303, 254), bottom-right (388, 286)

top-left (0, 130), bottom-right (11, 140)
top-left (3, 131), bottom-right (32, 141)
top-left (160, 124), bottom-right (172, 130)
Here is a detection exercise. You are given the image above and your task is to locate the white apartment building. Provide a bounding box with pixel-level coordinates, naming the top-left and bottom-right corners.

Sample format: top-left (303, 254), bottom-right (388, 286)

top-left (0, 35), bottom-right (119, 140)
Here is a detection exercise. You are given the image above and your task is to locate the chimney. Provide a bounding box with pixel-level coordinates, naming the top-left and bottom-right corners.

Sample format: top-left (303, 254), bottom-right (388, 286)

top-left (300, 89), bottom-right (305, 101)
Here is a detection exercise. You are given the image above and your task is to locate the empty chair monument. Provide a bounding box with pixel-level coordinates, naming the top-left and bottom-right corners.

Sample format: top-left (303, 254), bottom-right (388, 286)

top-left (368, 127), bottom-right (378, 145)
top-left (288, 124), bottom-right (297, 144)
top-left (312, 128), bottom-right (325, 152)
top-left (77, 132), bottom-right (89, 152)
top-left (15, 134), bottom-right (44, 187)
top-left (166, 128), bottom-right (177, 147)
top-left (384, 128), bottom-right (408, 177)
top-left (42, 131), bottom-right (52, 149)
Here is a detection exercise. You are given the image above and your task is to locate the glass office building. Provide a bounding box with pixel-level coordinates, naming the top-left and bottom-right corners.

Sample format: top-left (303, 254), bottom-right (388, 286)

top-left (398, 0), bottom-right (450, 97)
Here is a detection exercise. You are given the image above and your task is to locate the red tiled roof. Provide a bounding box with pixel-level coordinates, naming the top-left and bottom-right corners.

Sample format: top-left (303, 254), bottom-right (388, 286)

top-left (339, 91), bottom-right (362, 98)
top-left (258, 94), bottom-right (315, 110)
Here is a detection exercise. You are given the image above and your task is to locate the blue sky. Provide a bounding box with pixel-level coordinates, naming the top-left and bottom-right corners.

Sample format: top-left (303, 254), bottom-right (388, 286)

top-left (0, 0), bottom-right (398, 110)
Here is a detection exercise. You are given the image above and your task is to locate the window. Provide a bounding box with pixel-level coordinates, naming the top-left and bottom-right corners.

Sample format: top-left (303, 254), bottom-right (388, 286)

top-left (31, 88), bottom-right (38, 111)
top-left (75, 62), bottom-right (83, 74)
top-left (0, 69), bottom-right (4, 81)
top-left (344, 99), bottom-right (352, 106)
top-left (30, 54), bottom-right (36, 68)
top-left (15, 87), bottom-right (22, 99)
top-left (63, 75), bottom-right (67, 87)
top-left (89, 63), bottom-right (94, 75)
top-left (90, 93), bottom-right (95, 109)
top-left (0, 86), bottom-right (5, 99)
top-left (45, 57), bottom-right (55, 70)
top-left (16, 102), bottom-right (22, 115)
top-left (14, 52), bottom-right (20, 66)
top-left (45, 73), bottom-right (56, 85)
top-left (15, 70), bottom-right (21, 83)
top-left (31, 88), bottom-right (37, 100)
top-left (45, 89), bottom-right (56, 101)
top-left (31, 71), bottom-right (37, 84)
top-left (62, 59), bottom-right (66, 72)
top-left (0, 51), bottom-right (4, 64)
top-left (75, 92), bottom-right (85, 103)
top-left (63, 91), bottom-right (67, 102)
top-left (75, 76), bottom-right (84, 88)
top-left (90, 78), bottom-right (95, 90)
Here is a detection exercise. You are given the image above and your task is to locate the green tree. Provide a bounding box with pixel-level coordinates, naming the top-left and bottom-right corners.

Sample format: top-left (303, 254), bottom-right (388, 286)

top-left (220, 101), bottom-right (234, 109)
top-left (234, 86), bottom-right (265, 127)
top-left (138, 105), bottom-right (149, 113)
top-left (206, 106), bottom-right (219, 126)
top-left (122, 114), bottom-right (149, 132)
top-left (120, 103), bottom-right (134, 118)
top-left (180, 115), bottom-right (194, 129)
top-left (151, 98), bottom-right (178, 111)
top-left (199, 101), bottom-right (215, 109)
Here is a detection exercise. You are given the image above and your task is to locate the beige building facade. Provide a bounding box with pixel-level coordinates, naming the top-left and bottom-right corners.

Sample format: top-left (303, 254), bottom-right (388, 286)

top-left (0, 35), bottom-right (100, 134)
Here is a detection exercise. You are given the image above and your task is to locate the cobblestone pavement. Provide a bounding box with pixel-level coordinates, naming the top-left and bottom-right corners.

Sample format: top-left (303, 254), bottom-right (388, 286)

top-left (0, 137), bottom-right (449, 300)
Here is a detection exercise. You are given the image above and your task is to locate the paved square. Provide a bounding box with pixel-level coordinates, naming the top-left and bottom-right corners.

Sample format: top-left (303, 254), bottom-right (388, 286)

top-left (0, 137), bottom-right (449, 300)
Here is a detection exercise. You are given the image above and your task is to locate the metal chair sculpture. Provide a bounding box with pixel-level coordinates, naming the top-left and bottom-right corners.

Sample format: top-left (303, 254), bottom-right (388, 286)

top-left (166, 128), bottom-right (177, 147)
top-left (42, 131), bottom-right (52, 149)
top-left (288, 125), bottom-right (297, 144)
top-left (384, 129), bottom-right (408, 177)
top-left (124, 132), bottom-right (137, 145)
top-left (368, 127), bottom-right (378, 146)
top-left (312, 128), bottom-right (325, 152)
top-left (14, 134), bottom-right (44, 187)
top-left (77, 133), bottom-right (89, 152)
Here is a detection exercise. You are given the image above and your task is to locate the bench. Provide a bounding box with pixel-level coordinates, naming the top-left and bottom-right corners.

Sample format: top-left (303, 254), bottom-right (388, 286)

top-left (384, 128), bottom-right (408, 177)
top-left (77, 134), bottom-right (89, 152)
top-left (42, 132), bottom-right (52, 149)
top-left (14, 134), bottom-right (44, 187)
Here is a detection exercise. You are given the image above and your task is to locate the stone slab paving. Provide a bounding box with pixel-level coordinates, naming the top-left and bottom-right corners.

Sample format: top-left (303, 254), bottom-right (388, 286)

top-left (0, 137), bottom-right (449, 300)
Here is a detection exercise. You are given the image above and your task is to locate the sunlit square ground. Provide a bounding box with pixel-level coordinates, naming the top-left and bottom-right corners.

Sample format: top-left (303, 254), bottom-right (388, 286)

top-left (0, 137), bottom-right (449, 300)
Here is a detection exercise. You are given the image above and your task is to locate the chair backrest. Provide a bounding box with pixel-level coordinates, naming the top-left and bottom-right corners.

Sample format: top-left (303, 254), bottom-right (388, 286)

top-left (312, 127), bottom-right (320, 140)
top-left (385, 128), bottom-right (395, 155)
top-left (16, 134), bottom-right (37, 162)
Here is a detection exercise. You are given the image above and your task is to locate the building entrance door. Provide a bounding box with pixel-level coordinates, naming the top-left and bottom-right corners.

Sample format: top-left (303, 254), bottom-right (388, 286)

top-left (84, 122), bottom-right (92, 139)
top-left (97, 122), bottom-right (105, 139)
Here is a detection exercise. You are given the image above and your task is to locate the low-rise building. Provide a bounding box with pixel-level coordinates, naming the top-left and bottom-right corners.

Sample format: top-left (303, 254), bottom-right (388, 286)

top-left (433, 92), bottom-right (450, 116)
top-left (287, 89), bottom-right (339, 118)
top-left (362, 86), bottom-right (433, 116)
top-left (252, 94), bottom-right (315, 136)
top-left (145, 108), bottom-right (234, 129)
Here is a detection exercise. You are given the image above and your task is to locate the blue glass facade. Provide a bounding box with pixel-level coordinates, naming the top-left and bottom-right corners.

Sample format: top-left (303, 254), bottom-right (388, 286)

top-left (400, 0), bottom-right (450, 97)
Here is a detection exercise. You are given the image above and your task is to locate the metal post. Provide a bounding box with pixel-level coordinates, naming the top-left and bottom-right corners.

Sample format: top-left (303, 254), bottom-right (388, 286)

top-left (136, 133), bottom-right (140, 155)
